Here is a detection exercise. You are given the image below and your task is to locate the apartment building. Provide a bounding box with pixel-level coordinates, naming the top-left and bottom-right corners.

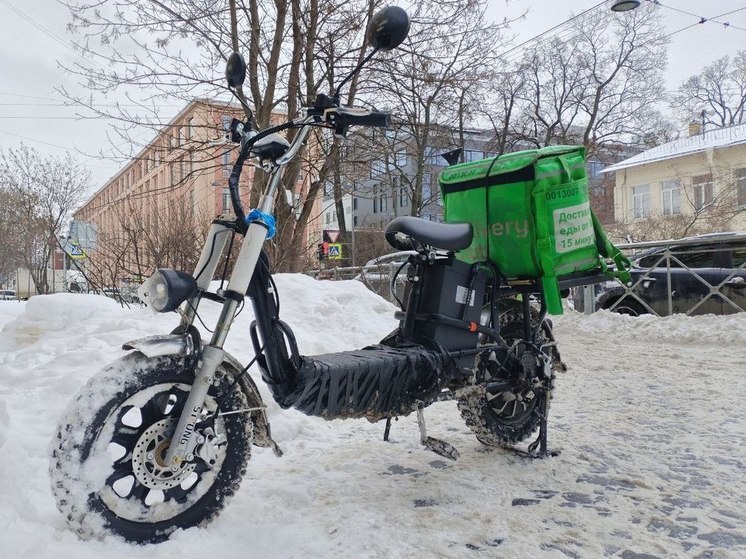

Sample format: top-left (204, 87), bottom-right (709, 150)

top-left (606, 123), bottom-right (746, 233)
top-left (74, 99), bottom-right (306, 285)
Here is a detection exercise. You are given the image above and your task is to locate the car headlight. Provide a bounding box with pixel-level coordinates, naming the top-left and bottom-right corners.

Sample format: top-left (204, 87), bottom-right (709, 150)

top-left (138, 269), bottom-right (198, 313)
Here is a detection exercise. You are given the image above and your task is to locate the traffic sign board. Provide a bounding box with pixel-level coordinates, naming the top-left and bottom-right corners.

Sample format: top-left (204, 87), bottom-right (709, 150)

top-left (327, 243), bottom-right (342, 259)
top-left (66, 241), bottom-right (87, 260)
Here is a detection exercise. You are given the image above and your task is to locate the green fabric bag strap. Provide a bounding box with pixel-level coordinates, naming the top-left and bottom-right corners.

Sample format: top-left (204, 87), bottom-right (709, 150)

top-left (591, 210), bottom-right (632, 285)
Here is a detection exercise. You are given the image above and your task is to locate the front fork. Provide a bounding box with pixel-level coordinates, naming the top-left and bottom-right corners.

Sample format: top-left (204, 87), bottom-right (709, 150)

top-left (164, 210), bottom-right (273, 469)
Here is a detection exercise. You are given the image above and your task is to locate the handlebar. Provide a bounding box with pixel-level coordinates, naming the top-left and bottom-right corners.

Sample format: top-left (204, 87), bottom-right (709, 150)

top-left (335, 109), bottom-right (391, 128)
top-left (228, 104), bottom-right (391, 227)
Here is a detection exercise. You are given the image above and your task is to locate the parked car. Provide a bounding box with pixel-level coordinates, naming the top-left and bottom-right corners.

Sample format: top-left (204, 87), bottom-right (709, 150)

top-left (574, 232), bottom-right (746, 316)
top-left (0, 289), bottom-right (17, 301)
top-left (100, 287), bottom-right (142, 305)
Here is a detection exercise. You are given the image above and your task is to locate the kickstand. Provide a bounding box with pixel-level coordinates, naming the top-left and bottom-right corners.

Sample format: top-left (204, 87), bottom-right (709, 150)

top-left (519, 395), bottom-right (558, 459)
top-left (416, 402), bottom-right (460, 461)
top-left (383, 417), bottom-right (392, 442)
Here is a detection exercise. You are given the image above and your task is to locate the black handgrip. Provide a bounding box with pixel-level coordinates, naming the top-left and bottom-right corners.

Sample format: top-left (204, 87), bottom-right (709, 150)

top-left (339, 111), bottom-right (391, 128)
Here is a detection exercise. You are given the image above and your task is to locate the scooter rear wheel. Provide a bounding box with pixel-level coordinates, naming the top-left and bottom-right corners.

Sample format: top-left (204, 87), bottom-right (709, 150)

top-left (457, 302), bottom-right (556, 447)
top-left (49, 353), bottom-right (253, 543)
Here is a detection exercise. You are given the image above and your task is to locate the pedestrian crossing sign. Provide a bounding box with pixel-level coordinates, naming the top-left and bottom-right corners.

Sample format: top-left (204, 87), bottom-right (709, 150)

top-left (67, 241), bottom-right (87, 260)
top-left (328, 243), bottom-right (342, 259)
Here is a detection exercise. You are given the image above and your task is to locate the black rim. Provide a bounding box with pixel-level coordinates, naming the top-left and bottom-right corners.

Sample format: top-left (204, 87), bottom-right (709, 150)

top-left (96, 383), bottom-right (226, 520)
top-left (485, 383), bottom-right (540, 425)
top-left (484, 323), bottom-right (542, 425)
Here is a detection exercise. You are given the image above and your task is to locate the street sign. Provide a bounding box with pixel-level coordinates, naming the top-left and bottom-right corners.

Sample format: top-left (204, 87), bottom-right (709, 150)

top-left (327, 243), bottom-right (342, 259)
top-left (323, 230), bottom-right (341, 243)
top-left (66, 241), bottom-right (87, 260)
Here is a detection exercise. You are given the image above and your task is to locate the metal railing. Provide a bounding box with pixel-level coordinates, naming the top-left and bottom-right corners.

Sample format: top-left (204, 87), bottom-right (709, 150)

top-left (309, 234), bottom-right (746, 316)
top-left (575, 233), bottom-right (746, 316)
top-left (308, 259), bottom-right (410, 304)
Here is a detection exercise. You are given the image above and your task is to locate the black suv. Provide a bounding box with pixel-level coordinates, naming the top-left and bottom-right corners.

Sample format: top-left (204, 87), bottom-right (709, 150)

top-left (573, 232), bottom-right (746, 316)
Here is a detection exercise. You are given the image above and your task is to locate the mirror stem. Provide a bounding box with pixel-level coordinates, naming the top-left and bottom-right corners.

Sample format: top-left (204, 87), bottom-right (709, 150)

top-left (333, 47), bottom-right (379, 105)
top-left (230, 87), bottom-right (254, 126)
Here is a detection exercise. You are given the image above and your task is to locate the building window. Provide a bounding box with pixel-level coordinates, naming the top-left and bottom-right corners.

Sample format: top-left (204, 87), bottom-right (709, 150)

top-left (352, 197), bottom-right (358, 210)
top-left (464, 150), bottom-right (483, 163)
top-left (371, 160), bottom-right (385, 178)
top-left (380, 192), bottom-right (388, 212)
top-left (186, 117), bottom-right (193, 140)
top-left (400, 186), bottom-right (407, 207)
top-left (353, 215), bottom-right (358, 227)
top-left (632, 184), bottom-right (650, 219)
top-left (396, 151), bottom-right (408, 166)
top-left (221, 188), bottom-right (231, 212)
top-left (661, 180), bottom-right (681, 215)
top-left (736, 168), bottom-right (746, 207)
top-left (422, 173), bottom-right (432, 203)
top-left (692, 174), bottom-right (713, 211)
top-left (588, 159), bottom-right (605, 180)
top-left (424, 147), bottom-right (445, 165)
top-left (222, 151), bottom-right (231, 178)
top-left (323, 182), bottom-right (333, 198)
top-left (325, 212), bottom-right (331, 224)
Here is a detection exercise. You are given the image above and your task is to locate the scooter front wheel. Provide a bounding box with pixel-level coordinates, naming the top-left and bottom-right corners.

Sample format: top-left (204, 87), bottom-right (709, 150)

top-left (49, 353), bottom-right (253, 543)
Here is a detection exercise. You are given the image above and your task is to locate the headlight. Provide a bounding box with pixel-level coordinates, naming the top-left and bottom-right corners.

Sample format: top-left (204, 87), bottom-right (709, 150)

top-left (138, 269), bottom-right (198, 313)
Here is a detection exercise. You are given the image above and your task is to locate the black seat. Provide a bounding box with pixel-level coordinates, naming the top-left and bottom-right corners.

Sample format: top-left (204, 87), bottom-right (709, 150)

top-left (385, 216), bottom-right (473, 251)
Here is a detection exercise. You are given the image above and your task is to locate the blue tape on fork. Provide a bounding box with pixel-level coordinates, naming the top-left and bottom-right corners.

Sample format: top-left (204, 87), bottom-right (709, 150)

top-left (245, 209), bottom-right (276, 239)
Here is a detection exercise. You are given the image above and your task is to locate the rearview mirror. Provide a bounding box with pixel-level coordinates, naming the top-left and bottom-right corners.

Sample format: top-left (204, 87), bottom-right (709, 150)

top-left (366, 6), bottom-right (410, 52)
top-left (225, 52), bottom-right (247, 88)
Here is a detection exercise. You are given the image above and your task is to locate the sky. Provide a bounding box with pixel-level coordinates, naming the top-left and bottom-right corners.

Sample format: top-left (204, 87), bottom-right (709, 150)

top-left (0, 0), bottom-right (745, 190)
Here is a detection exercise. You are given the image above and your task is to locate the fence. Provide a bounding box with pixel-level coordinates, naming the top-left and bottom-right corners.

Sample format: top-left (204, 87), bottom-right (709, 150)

top-left (309, 235), bottom-right (746, 317)
top-left (574, 233), bottom-right (746, 316)
top-left (307, 252), bottom-right (413, 304)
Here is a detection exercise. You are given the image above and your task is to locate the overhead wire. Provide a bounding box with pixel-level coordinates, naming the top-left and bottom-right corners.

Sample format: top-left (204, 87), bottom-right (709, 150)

top-left (646, 1), bottom-right (746, 33)
top-left (496, 0), bottom-right (746, 69)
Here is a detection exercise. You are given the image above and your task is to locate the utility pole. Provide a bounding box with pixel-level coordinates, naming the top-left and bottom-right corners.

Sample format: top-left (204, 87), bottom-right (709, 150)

top-left (63, 237), bottom-right (69, 292)
top-left (351, 189), bottom-right (356, 267)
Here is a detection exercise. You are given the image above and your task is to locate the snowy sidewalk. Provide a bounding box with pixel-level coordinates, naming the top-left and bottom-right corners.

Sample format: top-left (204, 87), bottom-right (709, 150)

top-left (0, 282), bottom-right (744, 558)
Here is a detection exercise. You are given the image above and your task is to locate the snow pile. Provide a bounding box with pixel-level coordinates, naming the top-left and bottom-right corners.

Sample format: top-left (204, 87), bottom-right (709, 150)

top-left (555, 309), bottom-right (746, 345)
top-left (0, 279), bottom-right (745, 558)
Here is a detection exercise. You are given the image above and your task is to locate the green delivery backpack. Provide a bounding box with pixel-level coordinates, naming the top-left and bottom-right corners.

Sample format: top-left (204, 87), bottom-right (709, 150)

top-left (438, 145), bottom-right (631, 315)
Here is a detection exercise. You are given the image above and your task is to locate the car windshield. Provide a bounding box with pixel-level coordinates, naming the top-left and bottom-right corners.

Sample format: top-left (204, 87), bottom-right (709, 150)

top-left (634, 245), bottom-right (732, 269)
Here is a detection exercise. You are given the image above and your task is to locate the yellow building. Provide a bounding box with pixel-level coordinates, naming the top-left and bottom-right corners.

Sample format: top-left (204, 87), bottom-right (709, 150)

top-left (606, 123), bottom-right (746, 236)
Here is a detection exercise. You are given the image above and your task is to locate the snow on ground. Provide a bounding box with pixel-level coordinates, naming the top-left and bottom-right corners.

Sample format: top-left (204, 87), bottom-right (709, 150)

top-left (0, 276), bottom-right (745, 559)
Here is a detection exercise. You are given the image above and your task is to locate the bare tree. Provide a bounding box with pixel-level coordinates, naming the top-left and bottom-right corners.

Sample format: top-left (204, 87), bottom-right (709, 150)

top-left (84, 189), bottom-right (212, 291)
top-left (0, 145), bottom-right (90, 294)
top-left (673, 51), bottom-right (746, 129)
top-left (0, 189), bottom-right (25, 288)
top-left (513, 3), bottom-right (668, 156)
top-left (367, 0), bottom-right (509, 216)
top-left (61, 0), bottom-right (388, 272)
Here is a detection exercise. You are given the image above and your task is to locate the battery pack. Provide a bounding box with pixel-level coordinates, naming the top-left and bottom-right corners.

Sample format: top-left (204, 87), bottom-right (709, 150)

top-left (412, 258), bottom-right (486, 358)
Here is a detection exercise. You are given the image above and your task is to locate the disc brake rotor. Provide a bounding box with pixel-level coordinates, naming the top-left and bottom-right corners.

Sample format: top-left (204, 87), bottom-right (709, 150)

top-left (131, 417), bottom-right (196, 490)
